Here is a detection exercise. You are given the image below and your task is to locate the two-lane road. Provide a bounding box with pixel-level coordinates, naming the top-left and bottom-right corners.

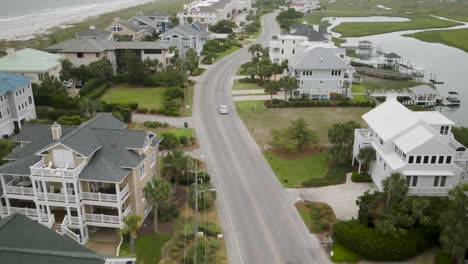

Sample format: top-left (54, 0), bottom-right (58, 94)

top-left (193, 12), bottom-right (330, 264)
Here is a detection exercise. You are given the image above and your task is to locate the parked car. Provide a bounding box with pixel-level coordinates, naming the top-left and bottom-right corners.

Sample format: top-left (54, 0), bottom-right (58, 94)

top-left (63, 79), bottom-right (74, 88)
top-left (75, 80), bottom-right (86, 88)
top-left (218, 105), bottom-right (229, 114)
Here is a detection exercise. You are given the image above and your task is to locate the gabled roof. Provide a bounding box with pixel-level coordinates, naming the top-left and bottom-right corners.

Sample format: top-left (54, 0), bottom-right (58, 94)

top-left (161, 24), bottom-right (202, 38)
top-left (362, 99), bottom-right (420, 141)
top-left (394, 125), bottom-right (434, 153)
top-left (409, 84), bottom-right (437, 94)
top-left (289, 47), bottom-right (350, 70)
top-left (414, 111), bottom-right (455, 126)
top-left (130, 16), bottom-right (157, 28)
top-left (385, 52), bottom-right (401, 59)
top-left (0, 72), bottom-right (32, 93)
top-left (77, 28), bottom-right (112, 37)
top-left (0, 48), bottom-right (62, 72)
top-left (45, 39), bottom-right (169, 53)
top-left (289, 24), bottom-right (327, 41)
top-left (0, 214), bottom-right (105, 264)
top-left (111, 19), bottom-right (143, 33)
top-left (142, 10), bottom-right (169, 17)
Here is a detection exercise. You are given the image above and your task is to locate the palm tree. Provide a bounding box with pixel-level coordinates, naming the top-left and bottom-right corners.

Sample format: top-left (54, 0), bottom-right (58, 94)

top-left (162, 150), bottom-right (190, 191)
top-left (271, 63), bottom-right (283, 81)
top-left (382, 173), bottom-right (408, 212)
top-left (357, 147), bottom-right (376, 175)
top-left (272, 35), bottom-right (278, 41)
top-left (121, 214), bottom-right (142, 254)
top-left (248, 44), bottom-right (262, 58)
top-left (79, 98), bottom-right (99, 118)
top-left (280, 76), bottom-right (298, 100)
top-left (144, 178), bottom-right (171, 233)
top-left (264, 80), bottom-right (280, 100)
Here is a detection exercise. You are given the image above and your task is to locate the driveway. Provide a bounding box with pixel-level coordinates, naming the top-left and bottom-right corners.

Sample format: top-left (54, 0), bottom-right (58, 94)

top-left (192, 11), bottom-right (331, 264)
top-left (131, 113), bottom-right (191, 128)
top-left (287, 174), bottom-right (377, 220)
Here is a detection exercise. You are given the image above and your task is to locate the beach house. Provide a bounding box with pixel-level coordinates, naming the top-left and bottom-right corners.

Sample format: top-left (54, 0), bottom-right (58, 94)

top-left (76, 26), bottom-right (113, 40)
top-left (0, 114), bottom-right (161, 244)
top-left (287, 47), bottom-right (353, 100)
top-left (129, 11), bottom-right (171, 35)
top-left (0, 48), bottom-right (62, 84)
top-left (106, 18), bottom-right (145, 41)
top-left (177, 0), bottom-right (233, 25)
top-left (0, 72), bottom-right (37, 136)
top-left (0, 214), bottom-right (135, 263)
top-left (353, 99), bottom-right (468, 196)
top-left (160, 24), bottom-right (211, 55)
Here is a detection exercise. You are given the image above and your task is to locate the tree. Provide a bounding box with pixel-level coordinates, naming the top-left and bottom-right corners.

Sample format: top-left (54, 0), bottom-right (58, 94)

top-left (248, 44), bottom-right (262, 58)
top-left (57, 115), bottom-right (84, 126)
top-left (264, 80), bottom-right (280, 100)
top-left (74, 65), bottom-right (91, 81)
top-left (159, 132), bottom-right (180, 151)
top-left (271, 118), bottom-right (318, 152)
top-left (328, 121), bottom-right (361, 164)
top-left (209, 20), bottom-right (238, 33)
top-left (79, 97), bottom-right (99, 118)
top-left (271, 63), bottom-right (283, 80)
top-left (357, 147), bottom-right (375, 175)
top-left (144, 178), bottom-right (171, 232)
top-left (257, 58), bottom-right (273, 82)
top-left (183, 48), bottom-right (199, 73)
top-left (280, 76), bottom-right (297, 100)
top-left (124, 51), bottom-right (144, 84)
top-left (162, 150), bottom-right (190, 189)
top-left (187, 17), bottom-right (193, 24)
top-left (382, 173), bottom-right (408, 213)
top-left (88, 59), bottom-right (113, 82)
top-left (60, 59), bottom-right (74, 81)
top-left (439, 186), bottom-right (468, 264)
top-left (143, 58), bottom-right (159, 75)
top-left (189, 182), bottom-right (216, 211)
top-left (121, 214), bottom-right (141, 254)
top-left (170, 15), bottom-right (179, 26)
top-left (0, 139), bottom-right (15, 165)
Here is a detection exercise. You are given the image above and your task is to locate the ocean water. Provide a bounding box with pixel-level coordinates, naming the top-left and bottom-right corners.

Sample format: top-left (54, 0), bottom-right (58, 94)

top-left (0, 0), bottom-right (118, 19)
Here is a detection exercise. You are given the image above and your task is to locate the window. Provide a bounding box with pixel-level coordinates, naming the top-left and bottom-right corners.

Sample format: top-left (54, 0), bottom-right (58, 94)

top-left (292, 49), bottom-right (295, 55)
top-left (0, 95), bottom-right (3, 102)
top-left (319, 80), bottom-right (324, 85)
top-left (77, 52), bottom-right (84, 58)
top-left (406, 176), bottom-right (411, 186)
top-left (7, 108), bottom-right (9, 115)
top-left (150, 152), bottom-right (155, 167)
top-left (416, 156), bottom-right (421, 164)
top-left (412, 176), bottom-right (418, 187)
top-left (38, 73), bottom-right (44, 81)
top-left (380, 138), bottom-right (384, 145)
top-left (446, 156), bottom-right (452, 164)
top-left (431, 156), bottom-right (436, 164)
top-left (28, 96), bottom-right (32, 105)
top-left (112, 25), bottom-right (123, 32)
top-left (281, 49), bottom-right (284, 54)
top-left (15, 91), bottom-right (18, 96)
top-left (440, 125), bottom-right (449, 135)
top-left (423, 156), bottom-right (429, 164)
top-left (144, 49), bottom-right (162, 54)
top-left (433, 176), bottom-right (439, 187)
top-left (0, 111), bottom-right (3, 119)
top-left (438, 156), bottom-right (444, 164)
top-left (96, 53), bottom-right (99, 58)
top-left (383, 163), bottom-right (386, 170)
top-left (440, 176), bottom-right (447, 187)
top-left (140, 163), bottom-right (146, 179)
top-left (282, 40), bottom-right (284, 44)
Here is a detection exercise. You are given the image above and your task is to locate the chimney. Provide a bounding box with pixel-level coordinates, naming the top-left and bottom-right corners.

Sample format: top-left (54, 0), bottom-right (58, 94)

top-left (51, 122), bottom-right (62, 140)
top-left (89, 25), bottom-right (96, 30)
top-left (6, 48), bottom-right (15, 57)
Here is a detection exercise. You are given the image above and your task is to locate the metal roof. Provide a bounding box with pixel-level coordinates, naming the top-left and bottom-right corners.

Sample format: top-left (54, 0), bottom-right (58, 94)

top-left (45, 39), bottom-right (169, 53)
top-left (290, 48), bottom-right (350, 70)
top-left (0, 72), bottom-right (32, 93)
top-left (0, 48), bottom-right (62, 72)
top-left (77, 28), bottom-right (112, 37)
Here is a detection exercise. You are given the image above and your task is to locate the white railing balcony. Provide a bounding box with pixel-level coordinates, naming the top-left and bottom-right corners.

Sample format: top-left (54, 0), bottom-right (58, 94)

top-left (61, 216), bottom-right (81, 243)
top-left (81, 183), bottom-right (130, 203)
top-left (4, 186), bottom-right (34, 197)
top-left (85, 213), bottom-right (120, 225)
top-left (408, 186), bottom-right (452, 196)
top-left (36, 192), bottom-right (78, 203)
top-left (119, 184), bottom-right (130, 200)
top-left (122, 205), bottom-right (131, 218)
top-left (69, 215), bottom-right (80, 225)
top-left (30, 159), bottom-right (86, 179)
top-left (355, 129), bottom-right (373, 145)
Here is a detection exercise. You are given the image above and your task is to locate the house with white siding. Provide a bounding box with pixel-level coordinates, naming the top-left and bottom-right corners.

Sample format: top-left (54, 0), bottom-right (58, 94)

top-left (129, 11), bottom-right (171, 35)
top-left (105, 18), bottom-right (145, 41)
top-left (353, 99), bottom-right (467, 196)
top-left (160, 24), bottom-right (211, 55)
top-left (0, 114), bottom-right (161, 244)
top-left (287, 47), bottom-right (353, 100)
top-left (0, 72), bottom-right (36, 136)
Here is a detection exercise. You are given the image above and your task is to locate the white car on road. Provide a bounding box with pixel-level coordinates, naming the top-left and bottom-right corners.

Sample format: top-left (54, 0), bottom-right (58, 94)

top-left (63, 79), bottom-right (74, 88)
top-left (218, 105), bottom-right (229, 114)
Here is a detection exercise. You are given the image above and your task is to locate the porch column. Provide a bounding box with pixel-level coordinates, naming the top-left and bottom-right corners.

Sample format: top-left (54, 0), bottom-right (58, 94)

top-left (358, 163), bottom-right (362, 174)
top-left (352, 156), bottom-right (355, 166)
top-left (73, 182), bottom-right (79, 204)
top-left (0, 175), bottom-right (6, 195)
top-left (5, 198), bottom-right (11, 215)
top-left (62, 182), bottom-right (68, 204)
top-left (41, 180), bottom-right (48, 202)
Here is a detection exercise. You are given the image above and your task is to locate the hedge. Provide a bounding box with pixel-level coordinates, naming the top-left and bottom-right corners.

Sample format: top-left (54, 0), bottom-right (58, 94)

top-left (84, 82), bottom-right (110, 99)
top-left (79, 78), bottom-right (101, 96)
top-left (265, 99), bottom-right (375, 108)
top-left (351, 172), bottom-right (373, 183)
top-left (333, 220), bottom-right (431, 261)
top-left (302, 165), bottom-right (350, 187)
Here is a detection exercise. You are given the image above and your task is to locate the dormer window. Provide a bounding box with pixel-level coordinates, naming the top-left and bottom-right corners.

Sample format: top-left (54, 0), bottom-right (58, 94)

top-left (440, 125), bottom-right (449, 135)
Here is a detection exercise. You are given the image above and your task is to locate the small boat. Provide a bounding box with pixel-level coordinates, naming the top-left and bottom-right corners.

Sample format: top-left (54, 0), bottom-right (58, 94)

top-left (430, 79), bottom-right (444, 85)
top-left (445, 91), bottom-right (460, 106)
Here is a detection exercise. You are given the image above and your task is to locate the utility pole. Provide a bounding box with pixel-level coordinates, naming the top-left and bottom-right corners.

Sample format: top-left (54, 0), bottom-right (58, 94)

top-left (193, 156), bottom-right (199, 263)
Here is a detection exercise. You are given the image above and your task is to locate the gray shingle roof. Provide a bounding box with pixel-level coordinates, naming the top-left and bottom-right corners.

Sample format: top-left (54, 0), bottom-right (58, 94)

top-left (113, 19), bottom-right (143, 33)
top-left (290, 48), bottom-right (351, 70)
top-left (142, 10), bottom-right (169, 17)
top-left (385, 52), bottom-right (401, 59)
top-left (77, 28), bottom-right (112, 37)
top-left (409, 85), bottom-right (437, 94)
top-left (0, 114), bottom-right (161, 183)
top-left (45, 39), bottom-right (169, 53)
top-left (161, 24), bottom-right (202, 38)
top-left (131, 16), bottom-right (157, 28)
top-left (290, 25), bottom-right (327, 41)
top-left (0, 214), bottom-right (105, 264)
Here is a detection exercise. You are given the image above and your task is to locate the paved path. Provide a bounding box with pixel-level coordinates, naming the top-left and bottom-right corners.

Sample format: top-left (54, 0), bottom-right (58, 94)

top-left (192, 11), bottom-right (330, 264)
top-left (131, 113), bottom-right (191, 128)
top-left (233, 93), bottom-right (285, 101)
top-left (287, 174), bottom-right (377, 220)
top-left (231, 89), bottom-right (266, 95)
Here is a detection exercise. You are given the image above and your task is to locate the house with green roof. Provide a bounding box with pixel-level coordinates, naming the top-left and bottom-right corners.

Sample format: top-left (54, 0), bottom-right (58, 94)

top-left (0, 113), bottom-right (161, 245)
top-left (0, 214), bottom-right (135, 264)
top-left (0, 72), bottom-right (37, 136)
top-left (0, 48), bottom-right (63, 84)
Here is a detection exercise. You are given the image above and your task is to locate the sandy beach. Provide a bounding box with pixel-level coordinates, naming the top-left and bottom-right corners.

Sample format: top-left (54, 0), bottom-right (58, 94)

top-left (0, 0), bottom-right (156, 40)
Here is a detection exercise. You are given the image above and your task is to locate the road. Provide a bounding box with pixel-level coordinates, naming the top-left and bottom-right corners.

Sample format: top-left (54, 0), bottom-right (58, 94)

top-left (192, 11), bottom-right (331, 264)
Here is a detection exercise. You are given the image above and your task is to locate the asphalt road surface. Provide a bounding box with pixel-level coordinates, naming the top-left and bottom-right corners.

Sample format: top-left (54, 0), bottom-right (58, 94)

top-left (192, 11), bottom-right (331, 264)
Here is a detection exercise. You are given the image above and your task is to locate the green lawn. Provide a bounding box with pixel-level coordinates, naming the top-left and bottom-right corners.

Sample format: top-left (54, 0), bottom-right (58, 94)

top-left (215, 46), bottom-right (241, 62)
top-left (119, 233), bottom-right (171, 264)
top-left (351, 84), bottom-right (365, 93)
top-left (236, 101), bottom-right (369, 146)
top-left (331, 242), bottom-right (360, 263)
top-left (129, 123), bottom-right (195, 138)
top-left (362, 76), bottom-right (428, 92)
top-left (232, 80), bottom-right (263, 90)
top-left (333, 16), bottom-right (460, 37)
top-left (264, 151), bottom-right (328, 188)
top-left (100, 86), bottom-right (167, 110)
top-left (351, 95), bottom-right (370, 103)
top-left (404, 28), bottom-right (468, 52)
top-left (297, 206), bottom-right (312, 228)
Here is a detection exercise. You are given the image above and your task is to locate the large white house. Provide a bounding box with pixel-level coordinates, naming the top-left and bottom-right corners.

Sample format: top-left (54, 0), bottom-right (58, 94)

top-left (0, 72), bottom-right (36, 136)
top-left (0, 48), bottom-right (63, 84)
top-left (177, 0), bottom-right (232, 25)
top-left (0, 114), bottom-right (161, 245)
top-left (287, 47), bottom-right (353, 100)
top-left (160, 24), bottom-right (212, 55)
top-left (353, 99), bottom-right (468, 196)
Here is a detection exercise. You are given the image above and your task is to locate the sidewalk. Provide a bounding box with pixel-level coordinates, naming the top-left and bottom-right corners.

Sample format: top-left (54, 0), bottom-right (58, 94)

top-left (232, 89), bottom-right (265, 95)
top-left (131, 113), bottom-right (192, 128)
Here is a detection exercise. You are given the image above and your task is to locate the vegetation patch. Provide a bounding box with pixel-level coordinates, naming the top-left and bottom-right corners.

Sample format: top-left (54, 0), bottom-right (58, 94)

top-left (119, 233), bottom-right (171, 263)
top-left (100, 86), bottom-right (167, 110)
top-left (351, 172), bottom-right (373, 183)
top-left (405, 28), bottom-right (468, 52)
top-left (232, 80), bottom-right (263, 90)
top-left (295, 201), bottom-right (337, 235)
top-left (331, 242), bottom-right (360, 263)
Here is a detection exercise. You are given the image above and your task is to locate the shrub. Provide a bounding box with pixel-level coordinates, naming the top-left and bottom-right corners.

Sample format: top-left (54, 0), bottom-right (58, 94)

top-left (198, 223), bottom-right (222, 237)
top-left (79, 78), bottom-right (101, 96)
top-left (265, 99), bottom-right (375, 108)
top-left (58, 115), bottom-right (84, 126)
top-left (333, 220), bottom-right (431, 261)
top-left (128, 102), bottom-right (139, 110)
top-left (179, 135), bottom-right (188, 146)
top-left (157, 201), bottom-right (179, 222)
top-left (144, 121), bottom-right (162, 128)
top-left (435, 251), bottom-right (451, 264)
top-left (150, 109), bottom-right (158, 114)
top-left (302, 165), bottom-right (350, 187)
top-left (351, 172), bottom-right (373, 183)
top-left (143, 69), bottom-right (183, 87)
top-left (179, 171), bottom-right (210, 186)
top-left (112, 74), bottom-right (127, 84)
top-left (164, 87), bottom-right (184, 100)
top-left (331, 242), bottom-right (360, 263)
top-left (136, 108), bottom-right (148, 113)
top-left (84, 82), bottom-right (110, 99)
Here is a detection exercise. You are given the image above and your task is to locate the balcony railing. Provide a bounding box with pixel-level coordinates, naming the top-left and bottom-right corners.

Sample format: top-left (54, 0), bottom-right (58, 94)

top-left (5, 186), bottom-right (34, 196)
top-left (448, 135), bottom-right (468, 160)
top-left (408, 186), bottom-right (451, 196)
top-left (62, 216), bottom-right (81, 243)
top-left (5, 207), bottom-right (53, 227)
top-left (36, 192), bottom-right (78, 203)
top-left (30, 159), bottom-right (86, 179)
top-left (122, 205), bottom-right (131, 218)
top-left (85, 213), bottom-right (120, 225)
top-left (80, 183), bottom-right (130, 203)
